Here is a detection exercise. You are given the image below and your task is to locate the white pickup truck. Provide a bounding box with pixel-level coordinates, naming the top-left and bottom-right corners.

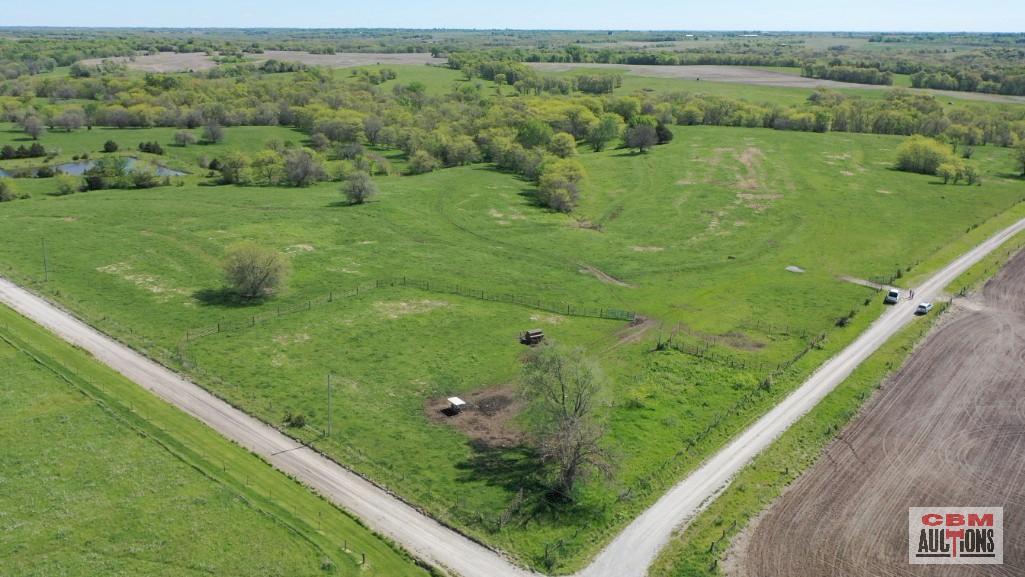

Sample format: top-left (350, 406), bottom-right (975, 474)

top-left (884, 288), bottom-right (901, 304)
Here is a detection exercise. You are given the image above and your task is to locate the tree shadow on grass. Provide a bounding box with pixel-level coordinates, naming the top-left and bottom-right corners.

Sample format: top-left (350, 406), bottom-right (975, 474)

top-left (192, 287), bottom-right (265, 308)
top-left (455, 441), bottom-right (602, 527)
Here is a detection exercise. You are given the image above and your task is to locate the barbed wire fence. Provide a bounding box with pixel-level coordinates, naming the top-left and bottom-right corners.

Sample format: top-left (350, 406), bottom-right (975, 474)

top-left (176, 276), bottom-right (636, 364)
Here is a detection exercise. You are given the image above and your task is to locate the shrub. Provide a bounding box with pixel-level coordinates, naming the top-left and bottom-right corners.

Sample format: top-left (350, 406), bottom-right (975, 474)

top-left (283, 411), bottom-right (307, 428)
top-left (656, 123), bottom-right (675, 144)
top-left (54, 174), bottom-right (80, 195)
top-left (35, 165), bottom-right (55, 178)
top-left (0, 179), bottom-right (17, 202)
top-left (937, 162), bottom-right (962, 184)
top-left (536, 158), bottom-right (586, 212)
top-left (223, 242), bottom-right (290, 299)
top-left (131, 168), bottom-right (159, 189)
top-left (895, 135), bottom-right (956, 175)
top-left (218, 152), bottom-right (250, 185)
top-left (174, 130), bottom-right (197, 147)
top-left (139, 141), bottom-right (165, 155)
top-left (282, 148), bottom-right (326, 187)
top-left (202, 122), bottom-right (225, 144)
top-left (407, 149), bottom-right (441, 174)
top-left (309, 132), bottom-right (331, 152)
top-left (343, 171), bottom-right (377, 204)
top-left (549, 132), bottom-right (578, 158)
top-left (103, 140), bottom-right (119, 153)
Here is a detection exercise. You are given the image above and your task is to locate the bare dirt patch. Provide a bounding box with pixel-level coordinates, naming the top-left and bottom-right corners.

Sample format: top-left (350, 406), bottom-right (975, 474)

top-left (96, 262), bottom-right (186, 299)
top-left (580, 264), bottom-right (633, 287)
top-left (373, 299), bottom-right (448, 319)
top-left (838, 275), bottom-right (890, 291)
top-left (631, 245), bottom-right (665, 253)
top-left (731, 251), bottom-right (1025, 577)
top-left (273, 332), bottom-right (311, 346)
top-left (285, 243), bottom-right (315, 254)
top-left (529, 313), bottom-right (564, 325)
top-left (425, 384), bottom-right (526, 448)
top-left (607, 316), bottom-right (658, 351)
top-left (80, 52), bottom-right (217, 72)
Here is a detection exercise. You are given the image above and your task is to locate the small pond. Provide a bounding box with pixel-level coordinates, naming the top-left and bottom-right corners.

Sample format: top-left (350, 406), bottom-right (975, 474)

top-left (54, 157), bottom-right (187, 177)
top-left (0, 157), bottom-right (187, 178)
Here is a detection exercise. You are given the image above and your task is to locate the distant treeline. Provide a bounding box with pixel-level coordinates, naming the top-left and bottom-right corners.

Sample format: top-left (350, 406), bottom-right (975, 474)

top-left (451, 44), bottom-right (1025, 96)
top-left (801, 64), bottom-right (893, 86)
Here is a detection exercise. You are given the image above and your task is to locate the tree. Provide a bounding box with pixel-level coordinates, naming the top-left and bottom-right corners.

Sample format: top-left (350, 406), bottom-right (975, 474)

top-left (223, 242), bottom-right (290, 299)
top-left (103, 140), bottom-right (119, 153)
top-left (522, 343), bottom-right (611, 497)
top-left (282, 148), bottom-right (326, 187)
top-left (343, 171), bottom-right (377, 205)
top-left (218, 151), bottom-right (250, 184)
top-left (251, 150), bottom-right (283, 185)
top-left (625, 124), bottom-right (658, 153)
top-left (22, 116), bottom-right (44, 140)
top-left (309, 132), bottom-right (331, 152)
top-left (202, 122), bottom-right (225, 144)
top-left (937, 162), bottom-right (960, 184)
top-left (1015, 140), bottom-right (1025, 177)
top-left (586, 113), bottom-right (623, 152)
top-left (363, 116), bottom-right (384, 145)
top-left (174, 130), bottom-right (197, 147)
top-left (537, 158), bottom-right (586, 213)
top-left (408, 149), bottom-right (441, 174)
top-left (517, 118), bottom-right (554, 148)
top-left (963, 165), bottom-right (981, 186)
top-left (549, 132), bottom-right (578, 158)
top-left (53, 109), bottom-right (85, 132)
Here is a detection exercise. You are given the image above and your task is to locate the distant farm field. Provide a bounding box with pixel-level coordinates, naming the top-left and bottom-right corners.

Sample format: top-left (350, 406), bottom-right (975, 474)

top-left (1, 122), bottom-right (1023, 570)
top-left (80, 51), bottom-right (441, 72)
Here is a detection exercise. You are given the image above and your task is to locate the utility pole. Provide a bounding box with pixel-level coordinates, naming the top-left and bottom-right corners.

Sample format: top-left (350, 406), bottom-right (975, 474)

top-left (41, 238), bottom-right (49, 282)
top-left (327, 373), bottom-right (333, 437)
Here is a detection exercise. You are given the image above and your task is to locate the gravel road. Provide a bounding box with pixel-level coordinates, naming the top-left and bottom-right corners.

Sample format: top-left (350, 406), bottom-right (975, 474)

top-left (734, 247), bottom-right (1025, 577)
top-left (2, 217), bottom-right (1023, 577)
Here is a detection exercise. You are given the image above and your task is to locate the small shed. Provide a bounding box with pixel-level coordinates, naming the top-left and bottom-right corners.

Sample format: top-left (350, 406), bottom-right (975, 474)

top-left (447, 397), bottom-right (467, 414)
top-left (520, 329), bottom-right (545, 346)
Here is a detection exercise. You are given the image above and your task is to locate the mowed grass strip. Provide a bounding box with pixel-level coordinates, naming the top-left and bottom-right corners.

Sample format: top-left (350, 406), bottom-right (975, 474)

top-left (0, 304), bottom-right (429, 577)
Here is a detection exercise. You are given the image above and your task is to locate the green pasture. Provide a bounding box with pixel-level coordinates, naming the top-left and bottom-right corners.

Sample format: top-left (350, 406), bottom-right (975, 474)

top-left (1, 122), bottom-right (1023, 570)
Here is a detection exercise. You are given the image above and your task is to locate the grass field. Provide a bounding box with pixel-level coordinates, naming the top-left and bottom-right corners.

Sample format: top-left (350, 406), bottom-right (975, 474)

top-left (0, 303), bottom-right (428, 577)
top-left (2, 117), bottom-right (1024, 570)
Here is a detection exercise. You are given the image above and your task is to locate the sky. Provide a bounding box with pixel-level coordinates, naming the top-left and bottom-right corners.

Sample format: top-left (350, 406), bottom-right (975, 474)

top-left (2, 0), bottom-right (1021, 32)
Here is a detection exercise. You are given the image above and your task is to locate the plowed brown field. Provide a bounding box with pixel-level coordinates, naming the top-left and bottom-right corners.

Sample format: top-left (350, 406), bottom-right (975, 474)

top-left (732, 252), bottom-right (1025, 576)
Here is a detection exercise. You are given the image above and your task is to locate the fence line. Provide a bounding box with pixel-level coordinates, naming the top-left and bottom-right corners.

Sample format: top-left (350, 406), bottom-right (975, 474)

top-left (177, 276), bottom-right (635, 358)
